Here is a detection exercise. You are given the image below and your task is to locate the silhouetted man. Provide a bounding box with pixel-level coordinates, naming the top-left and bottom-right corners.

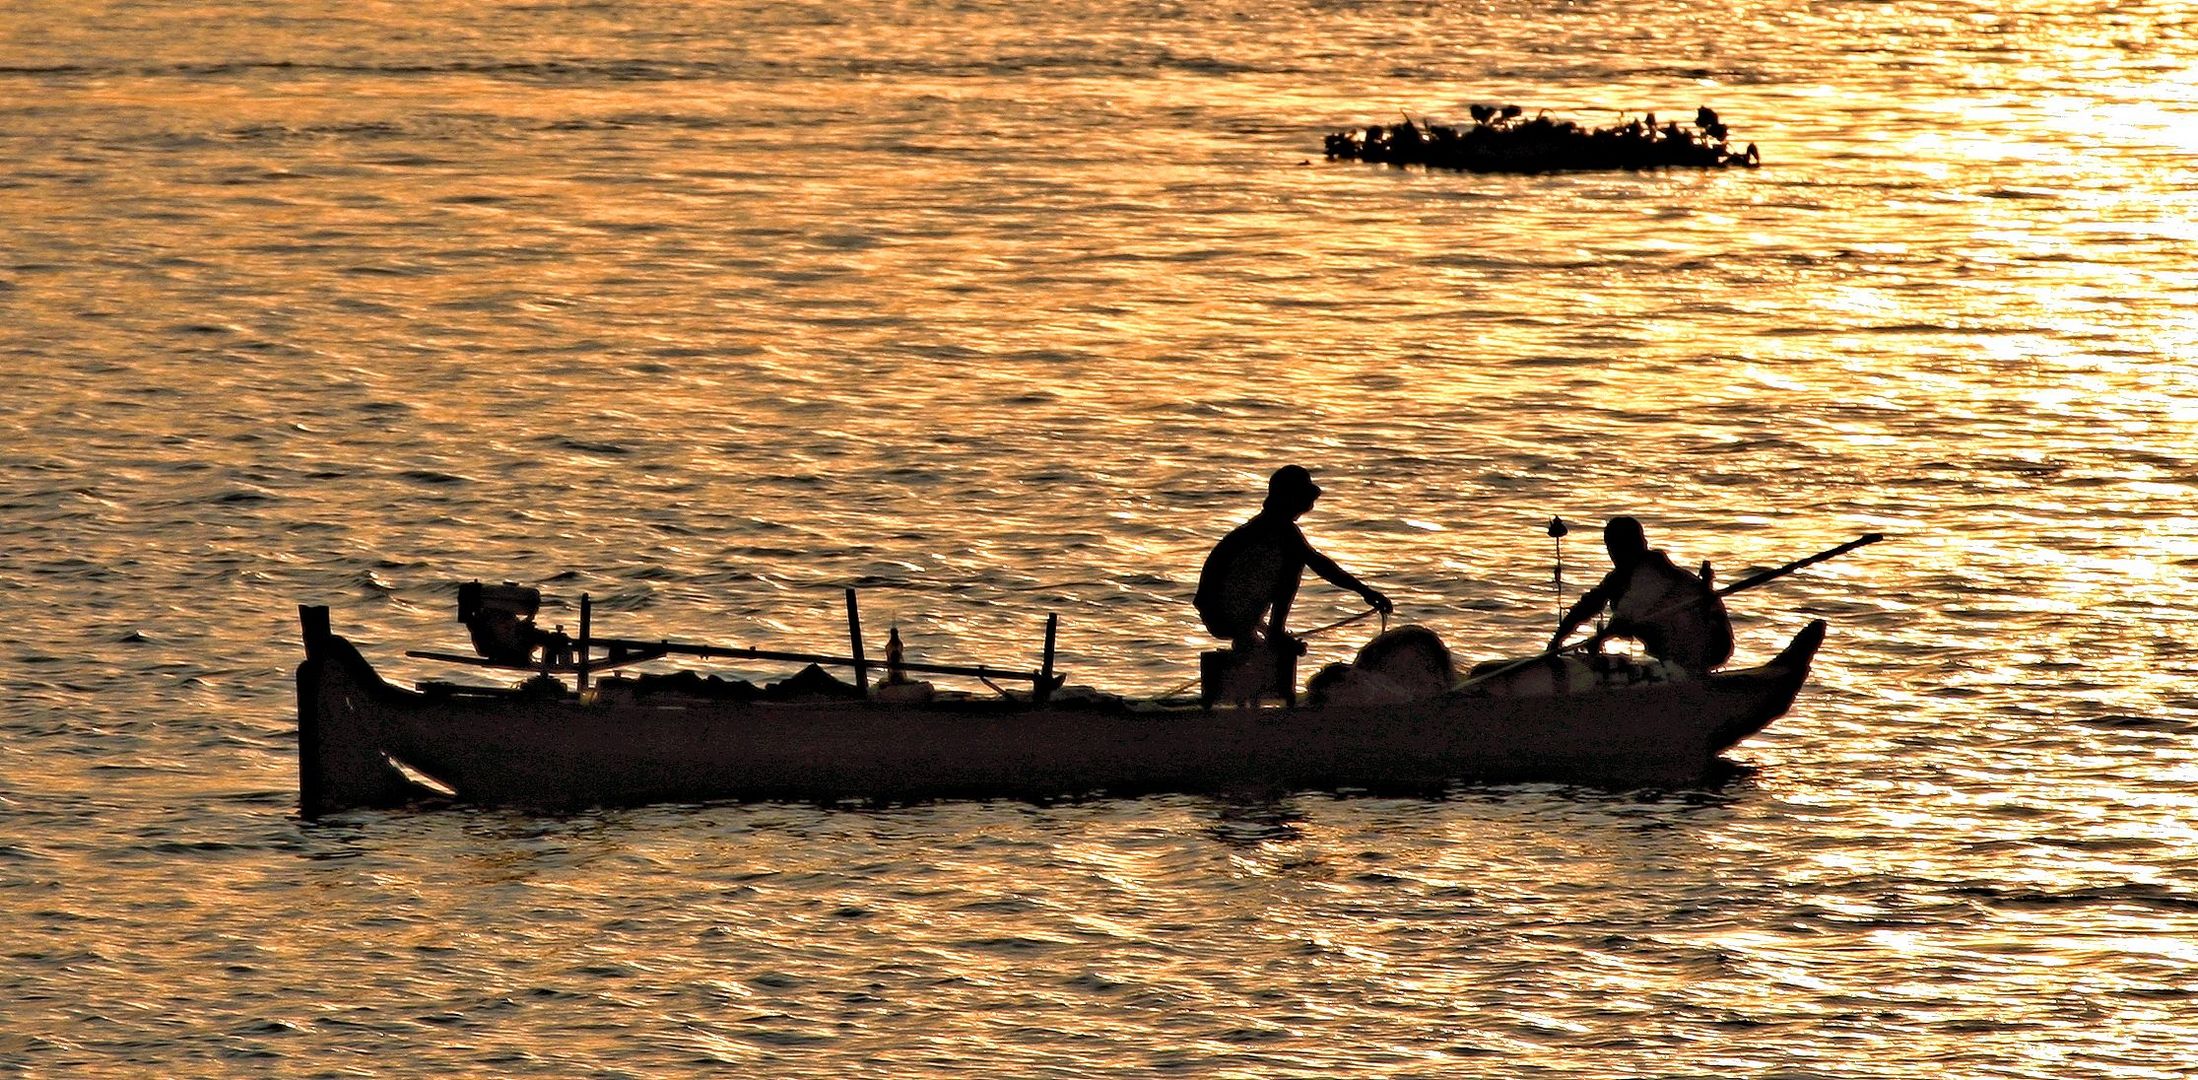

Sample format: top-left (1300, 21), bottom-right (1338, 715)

top-left (1195, 465), bottom-right (1392, 651)
top-left (1548, 516), bottom-right (1732, 675)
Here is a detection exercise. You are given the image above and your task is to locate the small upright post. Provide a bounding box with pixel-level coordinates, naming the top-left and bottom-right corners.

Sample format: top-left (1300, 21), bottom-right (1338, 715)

top-left (577, 593), bottom-right (593, 694)
top-left (1036, 613), bottom-right (1058, 705)
top-left (845, 588), bottom-right (868, 692)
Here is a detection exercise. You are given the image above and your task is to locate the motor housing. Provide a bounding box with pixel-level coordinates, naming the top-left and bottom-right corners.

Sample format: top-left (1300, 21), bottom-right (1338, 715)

top-left (456, 581), bottom-right (543, 665)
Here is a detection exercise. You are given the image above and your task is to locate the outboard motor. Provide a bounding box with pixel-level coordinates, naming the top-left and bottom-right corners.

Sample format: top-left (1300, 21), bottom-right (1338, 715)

top-left (457, 581), bottom-right (544, 665)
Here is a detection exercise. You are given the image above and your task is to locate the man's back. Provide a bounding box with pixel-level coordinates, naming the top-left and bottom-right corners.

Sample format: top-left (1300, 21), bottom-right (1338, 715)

top-left (1606, 551), bottom-right (1733, 673)
top-left (1195, 514), bottom-right (1307, 640)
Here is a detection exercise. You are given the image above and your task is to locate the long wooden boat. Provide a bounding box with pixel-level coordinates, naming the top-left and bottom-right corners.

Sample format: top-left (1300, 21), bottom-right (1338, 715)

top-left (296, 604), bottom-right (1829, 817)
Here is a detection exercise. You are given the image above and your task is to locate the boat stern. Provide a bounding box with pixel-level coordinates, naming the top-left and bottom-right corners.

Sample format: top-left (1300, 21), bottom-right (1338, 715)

top-left (298, 605), bottom-right (434, 818)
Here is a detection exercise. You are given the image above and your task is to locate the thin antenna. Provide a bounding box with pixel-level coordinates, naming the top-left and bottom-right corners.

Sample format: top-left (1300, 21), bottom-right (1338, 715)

top-left (1547, 516), bottom-right (1569, 626)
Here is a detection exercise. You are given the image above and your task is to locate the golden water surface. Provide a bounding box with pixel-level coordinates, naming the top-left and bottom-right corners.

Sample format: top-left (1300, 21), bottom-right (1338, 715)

top-left (3, 0), bottom-right (2196, 1075)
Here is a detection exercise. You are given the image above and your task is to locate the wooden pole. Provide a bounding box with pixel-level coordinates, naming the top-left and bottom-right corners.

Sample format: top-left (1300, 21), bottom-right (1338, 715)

top-left (577, 593), bottom-right (592, 695)
top-left (1037, 613), bottom-right (1058, 704)
top-left (845, 587), bottom-right (868, 692)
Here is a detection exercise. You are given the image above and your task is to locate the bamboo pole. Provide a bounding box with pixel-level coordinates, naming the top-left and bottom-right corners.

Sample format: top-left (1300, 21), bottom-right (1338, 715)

top-left (845, 587), bottom-right (868, 692)
top-left (1038, 613), bottom-right (1058, 704)
top-left (577, 593), bottom-right (593, 694)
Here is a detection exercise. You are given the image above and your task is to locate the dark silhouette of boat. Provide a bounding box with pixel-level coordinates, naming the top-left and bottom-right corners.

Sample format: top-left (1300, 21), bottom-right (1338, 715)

top-left (296, 604), bottom-right (1828, 816)
top-left (1326, 105), bottom-right (1760, 174)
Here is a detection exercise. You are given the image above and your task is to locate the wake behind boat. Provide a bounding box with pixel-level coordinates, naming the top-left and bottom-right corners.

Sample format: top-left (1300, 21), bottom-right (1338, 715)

top-left (295, 598), bottom-right (1829, 817)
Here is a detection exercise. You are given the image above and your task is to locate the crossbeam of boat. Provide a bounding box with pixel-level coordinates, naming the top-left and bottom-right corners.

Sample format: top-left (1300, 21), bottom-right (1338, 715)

top-left (409, 587), bottom-right (1064, 702)
top-left (405, 646), bottom-right (666, 675)
top-left (408, 637), bottom-right (1050, 686)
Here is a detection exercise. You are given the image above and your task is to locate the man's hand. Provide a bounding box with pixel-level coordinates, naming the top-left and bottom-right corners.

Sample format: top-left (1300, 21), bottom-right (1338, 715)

top-left (1362, 588), bottom-right (1393, 615)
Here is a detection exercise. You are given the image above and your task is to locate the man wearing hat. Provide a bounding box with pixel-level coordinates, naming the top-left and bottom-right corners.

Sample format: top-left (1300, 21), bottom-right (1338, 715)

top-left (1194, 465), bottom-right (1393, 651)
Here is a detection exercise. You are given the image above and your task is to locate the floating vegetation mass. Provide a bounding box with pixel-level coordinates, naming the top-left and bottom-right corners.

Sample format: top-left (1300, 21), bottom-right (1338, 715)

top-left (1325, 105), bottom-right (1760, 174)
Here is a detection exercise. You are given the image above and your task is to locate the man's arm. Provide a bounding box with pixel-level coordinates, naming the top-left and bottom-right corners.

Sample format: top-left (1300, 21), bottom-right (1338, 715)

top-left (1301, 532), bottom-right (1392, 614)
top-left (1547, 575), bottom-right (1617, 653)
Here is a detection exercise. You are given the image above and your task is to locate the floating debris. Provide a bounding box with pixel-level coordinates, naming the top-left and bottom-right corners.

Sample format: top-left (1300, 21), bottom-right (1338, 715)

top-left (1325, 105), bottom-right (1759, 174)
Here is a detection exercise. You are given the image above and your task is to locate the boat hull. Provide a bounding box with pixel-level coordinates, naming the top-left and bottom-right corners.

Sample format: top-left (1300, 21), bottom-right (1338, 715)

top-left (297, 607), bottom-right (1826, 816)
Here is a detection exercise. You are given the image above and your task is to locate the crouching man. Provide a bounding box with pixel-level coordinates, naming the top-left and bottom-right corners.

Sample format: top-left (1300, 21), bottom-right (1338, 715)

top-left (1548, 516), bottom-right (1732, 676)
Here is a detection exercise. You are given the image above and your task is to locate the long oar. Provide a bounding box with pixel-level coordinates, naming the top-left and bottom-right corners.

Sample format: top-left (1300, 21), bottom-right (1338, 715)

top-left (1711, 532), bottom-right (1883, 599)
top-left (1455, 532), bottom-right (1884, 690)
